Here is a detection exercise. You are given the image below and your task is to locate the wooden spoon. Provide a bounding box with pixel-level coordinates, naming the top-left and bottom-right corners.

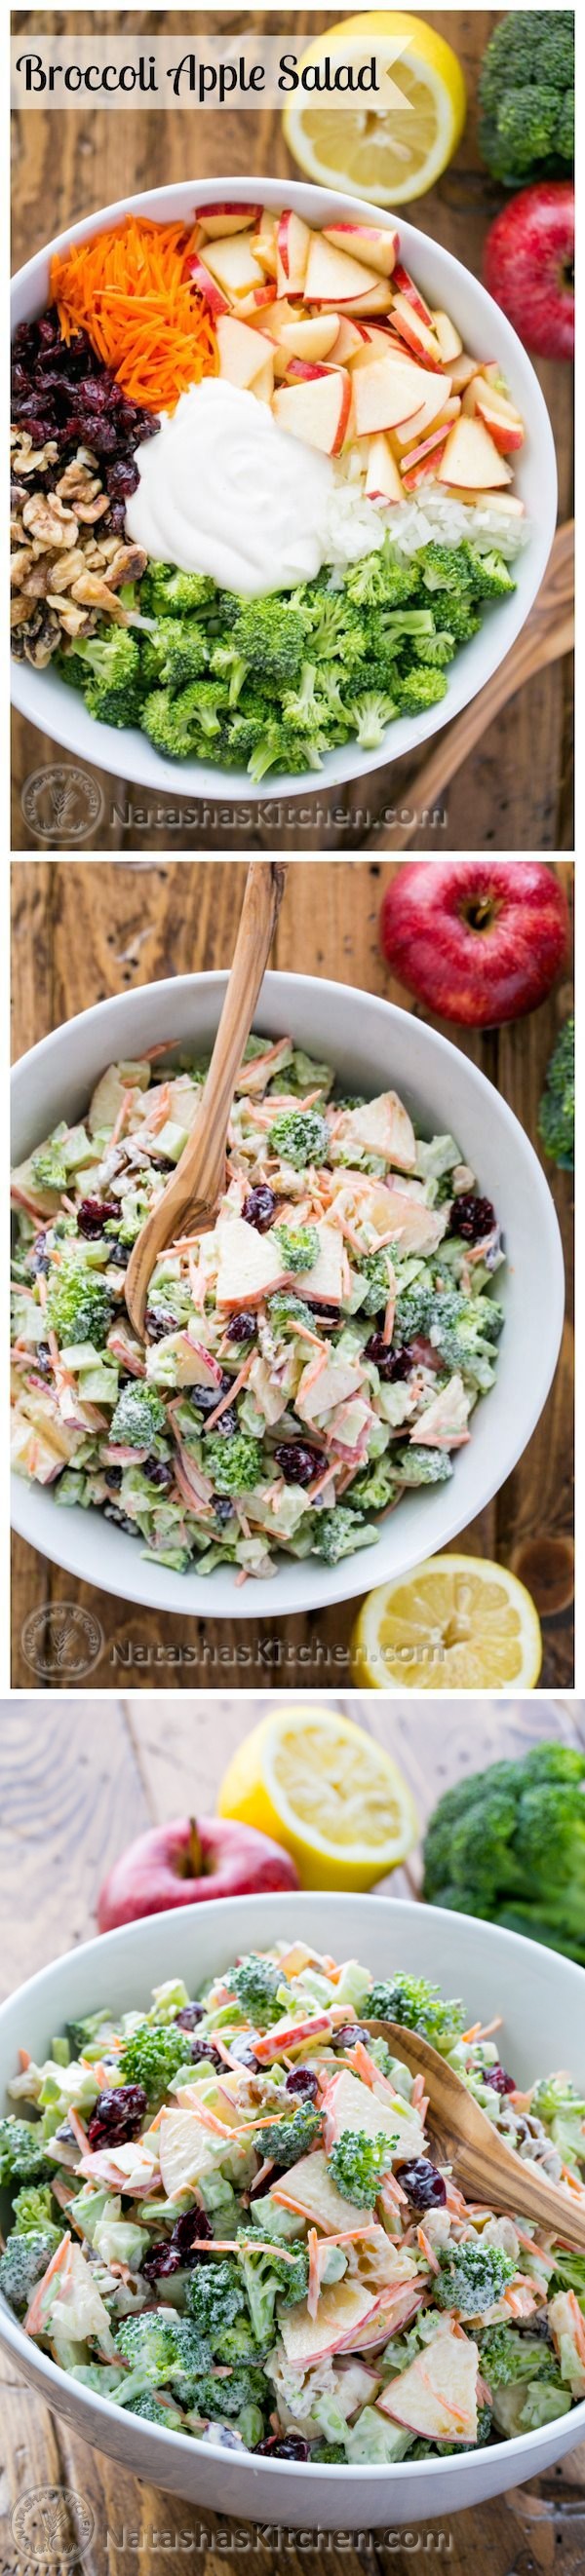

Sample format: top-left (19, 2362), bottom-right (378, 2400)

top-left (125, 858), bottom-right (286, 1337)
top-left (365, 2020), bottom-right (585, 2252)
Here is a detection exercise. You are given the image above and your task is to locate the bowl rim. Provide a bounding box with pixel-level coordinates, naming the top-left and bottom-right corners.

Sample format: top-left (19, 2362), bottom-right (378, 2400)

top-left (1, 1890), bottom-right (584, 2485)
top-left (11, 172), bottom-right (558, 803)
top-left (10, 966), bottom-right (565, 1617)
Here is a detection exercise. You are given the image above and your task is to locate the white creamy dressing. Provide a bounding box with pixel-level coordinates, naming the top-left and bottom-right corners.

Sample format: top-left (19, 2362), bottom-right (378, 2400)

top-left (125, 379), bottom-right (338, 595)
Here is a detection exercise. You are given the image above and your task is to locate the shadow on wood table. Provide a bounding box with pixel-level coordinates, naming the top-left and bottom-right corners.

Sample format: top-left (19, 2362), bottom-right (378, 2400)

top-left (10, 859), bottom-right (574, 1690)
top-left (11, 9), bottom-right (573, 854)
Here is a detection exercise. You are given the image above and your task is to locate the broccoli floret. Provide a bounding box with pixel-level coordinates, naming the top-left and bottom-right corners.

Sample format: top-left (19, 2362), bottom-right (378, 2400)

top-left (123, 2390), bottom-right (182, 2423)
top-left (345, 1462), bottom-right (398, 1514)
top-left (183, 2366), bottom-right (268, 2423)
top-left (237, 2237), bottom-right (309, 2342)
top-left (299, 587), bottom-right (366, 668)
top-left (313, 1507), bottom-right (377, 1565)
top-left (276, 1223), bottom-right (320, 1273)
top-left (224, 702), bottom-right (276, 763)
top-left (266, 1291), bottom-right (314, 1334)
top-left (204, 1431), bottom-right (264, 1495)
top-left (369, 1975), bottom-right (465, 2050)
top-left (257, 2102), bottom-right (322, 2169)
top-left (109, 1383), bottom-right (167, 1449)
top-left (46, 1258), bottom-right (112, 1351)
top-left (358, 1249), bottom-right (395, 1316)
top-left (186, 2257), bottom-right (248, 2347)
top-left (139, 619), bottom-right (209, 694)
top-left (436, 2242), bottom-right (516, 2316)
top-left (214, 598), bottom-right (307, 700)
top-left (538, 1019), bottom-right (574, 1169)
top-left (328, 2129), bottom-right (397, 2207)
top-left (13, 2182), bottom-right (57, 2234)
top-left (345, 546), bottom-right (420, 611)
top-left (410, 631), bottom-right (457, 668)
top-left (479, 14), bottom-right (574, 184)
top-left (0, 2229), bottom-right (61, 2315)
top-left (140, 680), bottom-right (227, 759)
top-left (29, 1142), bottom-right (67, 1193)
top-left (419, 544), bottom-right (475, 595)
top-left (118, 2022), bottom-right (191, 2102)
top-left (115, 2310), bottom-right (210, 2389)
top-left (430, 1293), bottom-right (502, 1391)
top-left (66, 2009), bottom-right (115, 2055)
top-left (395, 666), bottom-right (448, 716)
top-left (0, 2119), bottom-right (50, 2185)
top-left (462, 546), bottom-right (516, 601)
top-left (64, 625), bottom-right (142, 728)
top-left (231, 1954), bottom-right (289, 2028)
top-left (548, 2248), bottom-right (585, 2300)
top-left (348, 690), bottom-right (398, 751)
top-left (422, 1741), bottom-right (585, 1962)
top-left (139, 564), bottom-right (216, 619)
top-left (478, 2324), bottom-right (561, 2387)
top-left (268, 1109), bottom-right (330, 1169)
top-left (281, 662), bottom-right (339, 736)
top-left (248, 722), bottom-right (328, 781)
top-left (393, 1446), bottom-right (454, 1486)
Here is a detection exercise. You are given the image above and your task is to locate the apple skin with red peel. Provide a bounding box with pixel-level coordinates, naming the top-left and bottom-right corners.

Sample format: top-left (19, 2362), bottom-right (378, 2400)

top-left (484, 182), bottom-right (574, 362)
top-left (97, 1813), bottom-right (299, 1932)
top-left (379, 861), bottom-right (568, 1029)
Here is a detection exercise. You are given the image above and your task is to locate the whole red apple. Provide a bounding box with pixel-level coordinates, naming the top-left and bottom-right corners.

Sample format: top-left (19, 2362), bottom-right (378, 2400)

top-left (379, 860), bottom-right (567, 1027)
top-left (97, 1814), bottom-right (299, 1933)
top-left (484, 182), bottom-right (574, 361)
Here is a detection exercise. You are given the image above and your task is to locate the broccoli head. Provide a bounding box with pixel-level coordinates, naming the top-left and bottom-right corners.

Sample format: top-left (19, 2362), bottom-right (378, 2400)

top-left (419, 545), bottom-right (474, 595)
top-left (266, 1291), bottom-right (314, 1334)
top-left (204, 1431), bottom-right (264, 1495)
top-left (538, 1019), bottom-right (573, 1169)
top-left (328, 2128), bottom-right (398, 2207)
top-left (313, 1507), bottom-right (377, 1566)
top-left (423, 1741), bottom-right (585, 1962)
top-left (67, 627), bottom-right (142, 729)
top-left (13, 2181), bottom-right (57, 2234)
top-left (118, 2022), bottom-right (191, 2101)
top-left (216, 598), bottom-right (307, 699)
top-left (393, 1446), bottom-right (454, 1487)
top-left (257, 2100), bottom-right (322, 2169)
top-left (115, 2309), bottom-right (211, 2390)
top-left (435, 2241), bottom-right (517, 2315)
top-left (183, 2365), bottom-right (268, 2423)
top-left (109, 1383), bottom-right (168, 1449)
top-left (0, 2118), bottom-right (50, 2186)
top-left (478, 14), bottom-right (574, 185)
top-left (236, 2236), bottom-right (309, 2342)
top-left (345, 545), bottom-right (420, 612)
top-left (358, 1249), bottom-right (395, 1316)
top-left (0, 2228), bottom-right (61, 2315)
top-left (349, 691), bottom-right (398, 751)
top-left (30, 1142), bottom-right (67, 1194)
top-left (186, 2256), bottom-right (247, 2347)
top-left (276, 1223), bottom-right (320, 1274)
top-left (46, 1258), bottom-right (112, 1350)
top-left (478, 2323), bottom-right (561, 2386)
top-left (140, 680), bottom-right (227, 759)
top-left (139, 564), bottom-right (216, 619)
top-left (463, 546), bottom-right (516, 601)
top-left (345, 1461), bottom-right (397, 1513)
top-left (369, 1974), bottom-right (465, 2050)
top-left (395, 666), bottom-right (448, 716)
top-left (139, 619), bottom-right (209, 695)
top-left (268, 1109), bottom-right (330, 1169)
top-left (231, 1954), bottom-right (289, 2029)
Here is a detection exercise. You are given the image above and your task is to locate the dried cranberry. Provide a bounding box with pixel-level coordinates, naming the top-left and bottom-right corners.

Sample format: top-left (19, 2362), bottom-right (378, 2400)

top-left (448, 1194), bottom-right (496, 1244)
top-left (334, 2025), bottom-right (372, 2050)
top-left (104, 1505), bottom-right (137, 1534)
top-left (28, 1234), bottom-right (51, 1276)
top-left (285, 2067), bottom-right (320, 2102)
top-left (175, 2002), bottom-right (205, 2030)
top-left (254, 2435), bottom-right (309, 2460)
top-left (242, 1186), bottom-right (276, 1232)
top-left (143, 1457), bottom-right (174, 1491)
top-left (77, 1197), bottom-right (119, 1238)
top-left (189, 2040), bottom-right (222, 2069)
top-left (228, 2035), bottom-right (260, 2070)
top-left (396, 2158), bottom-right (447, 2210)
top-left (107, 1241), bottom-right (131, 1269)
top-left (365, 1333), bottom-right (414, 1382)
top-left (483, 2064), bottom-right (516, 2096)
top-left (206, 1406), bottom-right (238, 1438)
top-left (87, 2083), bottom-right (147, 2150)
top-left (104, 1465), bottom-right (124, 1491)
top-left (145, 1309), bottom-right (178, 1344)
top-left (227, 1311), bottom-right (256, 1345)
top-left (141, 2207), bottom-right (214, 2283)
top-left (35, 1342), bottom-right (53, 1377)
top-left (214, 1496), bottom-right (235, 1525)
top-left (306, 1302), bottom-right (341, 1327)
top-left (273, 1442), bottom-right (322, 1486)
top-left (192, 1379), bottom-right (232, 1418)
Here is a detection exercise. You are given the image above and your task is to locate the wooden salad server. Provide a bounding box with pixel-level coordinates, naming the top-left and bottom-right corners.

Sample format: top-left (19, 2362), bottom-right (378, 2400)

top-left (125, 858), bottom-right (286, 1337)
top-left (365, 2019), bottom-right (585, 2252)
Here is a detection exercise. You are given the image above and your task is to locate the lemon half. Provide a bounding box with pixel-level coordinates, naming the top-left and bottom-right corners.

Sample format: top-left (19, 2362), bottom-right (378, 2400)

top-left (217, 1704), bottom-right (418, 1888)
top-left (351, 1556), bottom-right (543, 1691)
top-left (283, 13), bottom-right (466, 206)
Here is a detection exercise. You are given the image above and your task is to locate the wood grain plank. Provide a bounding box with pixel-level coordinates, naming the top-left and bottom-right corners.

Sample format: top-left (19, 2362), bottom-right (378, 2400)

top-left (0, 1701), bottom-right (152, 1991)
top-left (11, 10), bottom-right (572, 854)
top-left (11, 858), bottom-right (573, 1688)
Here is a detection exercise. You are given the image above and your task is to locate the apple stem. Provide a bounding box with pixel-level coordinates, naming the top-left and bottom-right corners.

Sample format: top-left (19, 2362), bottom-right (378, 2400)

top-left (462, 896), bottom-right (499, 933)
top-left (186, 1818), bottom-right (203, 1876)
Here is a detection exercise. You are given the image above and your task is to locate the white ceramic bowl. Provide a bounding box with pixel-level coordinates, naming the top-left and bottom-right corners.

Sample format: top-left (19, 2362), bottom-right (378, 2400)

top-left (11, 968), bottom-right (564, 1621)
top-left (11, 175), bottom-right (557, 803)
top-left (1, 1891), bottom-right (583, 2526)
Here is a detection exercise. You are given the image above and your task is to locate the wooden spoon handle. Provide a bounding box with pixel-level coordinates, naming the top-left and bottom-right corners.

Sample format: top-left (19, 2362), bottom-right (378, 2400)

top-left (448, 2136), bottom-right (585, 2250)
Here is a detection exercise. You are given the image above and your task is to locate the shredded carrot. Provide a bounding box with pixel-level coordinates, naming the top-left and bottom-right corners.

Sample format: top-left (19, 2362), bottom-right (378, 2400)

top-left (50, 215), bottom-right (217, 412)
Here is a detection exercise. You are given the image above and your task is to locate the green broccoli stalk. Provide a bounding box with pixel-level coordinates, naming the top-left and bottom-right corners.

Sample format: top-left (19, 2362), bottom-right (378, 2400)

top-left (423, 1741), bottom-right (585, 1965)
top-left (0, 2229), bottom-right (62, 2315)
top-left (435, 2242), bottom-right (517, 2315)
top-left (369, 1975), bottom-right (465, 2050)
top-left (204, 1432), bottom-right (264, 1494)
top-left (236, 2237), bottom-right (309, 2342)
top-left (267, 1109), bottom-right (330, 1168)
top-left (478, 14), bottom-right (574, 186)
top-left (538, 1019), bottom-right (574, 1169)
top-left (275, 1224), bottom-right (320, 1273)
top-left (109, 1384), bottom-right (168, 1449)
top-left (0, 2118), bottom-right (50, 2185)
top-left (328, 2128), bottom-right (398, 2207)
top-left (46, 1259), bottom-right (113, 1351)
top-left (118, 2023), bottom-right (192, 2102)
top-left (230, 1955), bottom-right (290, 2028)
top-left (349, 692), bottom-right (398, 751)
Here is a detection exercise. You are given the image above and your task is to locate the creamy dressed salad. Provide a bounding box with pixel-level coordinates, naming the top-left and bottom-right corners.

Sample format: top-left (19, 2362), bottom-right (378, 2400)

top-left (1, 1946), bottom-right (584, 2462)
top-left (11, 1035), bottom-right (505, 1581)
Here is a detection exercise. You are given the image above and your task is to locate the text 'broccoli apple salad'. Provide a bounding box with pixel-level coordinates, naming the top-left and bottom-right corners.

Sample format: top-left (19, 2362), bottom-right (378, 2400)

top-left (11, 1035), bottom-right (505, 1581)
top-left (11, 201), bottom-right (528, 779)
top-left (1, 1947), bottom-right (584, 2463)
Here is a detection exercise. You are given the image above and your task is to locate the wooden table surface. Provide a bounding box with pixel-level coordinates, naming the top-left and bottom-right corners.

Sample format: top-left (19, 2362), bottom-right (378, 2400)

top-left (11, 8), bottom-right (573, 855)
top-left (2, 1696), bottom-right (585, 2576)
top-left (11, 857), bottom-right (574, 1691)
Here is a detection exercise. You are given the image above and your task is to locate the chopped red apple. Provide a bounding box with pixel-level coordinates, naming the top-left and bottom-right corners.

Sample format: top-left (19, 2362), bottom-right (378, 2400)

top-left (400, 424), bottom-right (450, 488)
top-left (214, 1214), bottom-right (287, 1310)
top-left (271, 2148), bottom-right (370, 2231)
top-left (235, 284), bottom-right (277, 321)
top-left (393, 376), bottom-right (453, 445)
top-left (187, 253), bottom-right (230, 320)
top-left (470, 377), bottom-right (525, 451)
top-left (215, 314), bottom-right (276, 392)
top-left (259, 298), bottom-right (298, 342)
top-left (351, 324), bottom-right (397, 369)
top-left (276, 209), bottom-right (312, 298)
top-left (280, 313), bottom-right (341, 362)
top-left (448, 351), bottom-right (480, 393)
top-left (197, 203), bottom-right (261, 241)
top-left (253, 358), bottom-right (275, 403)
top-left (378, 2323), bottom-right (479, 2444)
top-left (330, 317), bottom-right (370, 364)
top-left (323, 223), bottom-right (399, 279)
top-left (392, 263), bottom-right (435, 327)
top-left (280, 2279), bottom-right (376, 2369)
top-left (342, 1090), bottom-right (416, 1171)
top-left (254, 2013), bottom-right (332, 2064)
top-left (322, 2066), bottom-right (424, 2163)
top-left (437, 414), bottom-right (512, 490)
top-left (203, 234), bottom-right (266, 300)
top-left (252, 209), bottom-right (278, 279)
top-left (353, 352), bottom-right (442, 436)
top-left (431, 308), bottom-right (463, 362)
top-left (295, 1220), bottom-right (346, 1303)
top-left (272, 367), bottom-right (351, 456)
top-left (324, 280), bottom-right (392, 319)
top-left (305, 234), bottom-right (386, 307)
top-left (391, 292), bottom-right (443, 365)
top-left (365, 434), bottom-right (404, 505)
